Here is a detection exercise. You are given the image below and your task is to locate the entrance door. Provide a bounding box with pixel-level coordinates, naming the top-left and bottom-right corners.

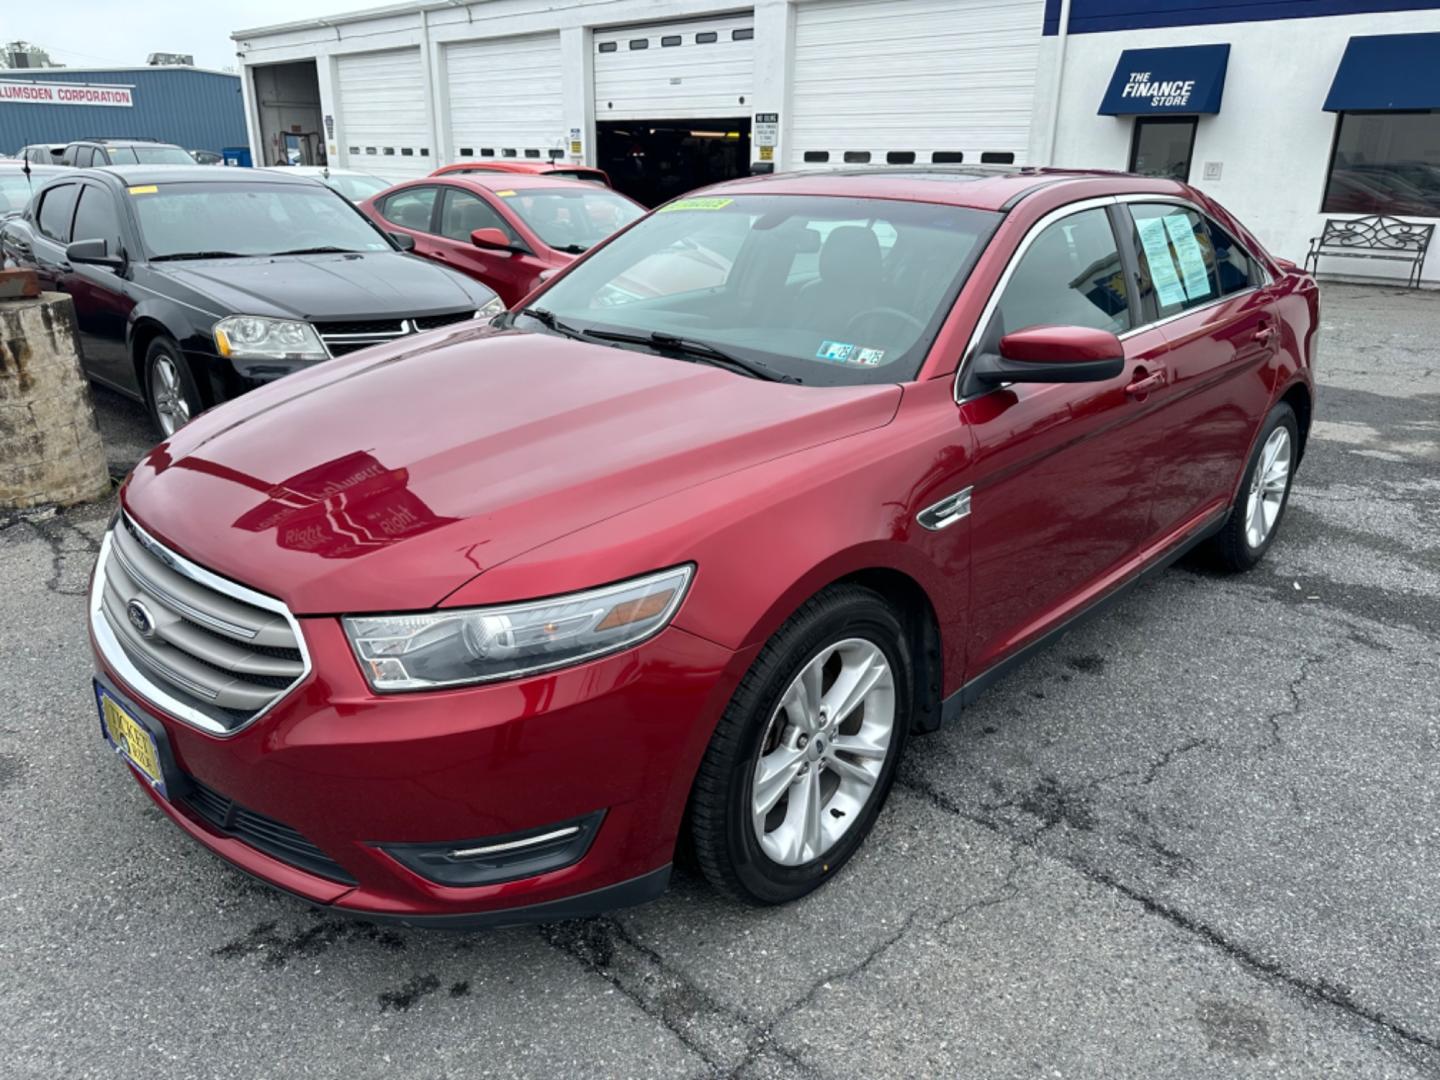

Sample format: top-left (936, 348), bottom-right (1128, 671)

top-left (336, 48), bottom-right (431, 180)
top-left (1129, 117), bottom-right (1197, 182)
top-left (597, 119), bottom-right (751, 206)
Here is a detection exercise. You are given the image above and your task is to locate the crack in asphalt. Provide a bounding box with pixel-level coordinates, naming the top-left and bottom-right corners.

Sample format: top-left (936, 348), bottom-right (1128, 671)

top-left (1262, 653), bottom-right (1327, 751)
top-left (897, 771), bottom-right (1440, 1065)
top-left (24, 514), bottom-right (102, 598)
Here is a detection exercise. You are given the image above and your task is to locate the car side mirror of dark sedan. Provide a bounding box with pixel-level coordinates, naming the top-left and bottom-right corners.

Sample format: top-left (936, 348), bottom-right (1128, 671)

top-left (389, 231), bottom-right (416, 251)
top-left (470, 227), bottom-right (513, 251)
top-left (66, 237), bottom-right (124, 270)
top-left (973, 325), bottom-right (1125, 386)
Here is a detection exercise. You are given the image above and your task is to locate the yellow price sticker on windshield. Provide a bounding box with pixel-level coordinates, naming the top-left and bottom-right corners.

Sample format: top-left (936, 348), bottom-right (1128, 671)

top-left (127, 185), bottom-right (158, 195)
top-left (494, 189), bottom-right (517, 197)
top-left (659, 197), bottom-right (733, 212)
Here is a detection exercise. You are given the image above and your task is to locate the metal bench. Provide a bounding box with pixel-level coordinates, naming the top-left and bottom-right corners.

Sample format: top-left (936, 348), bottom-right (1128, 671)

top-left (1305, 215), bottom-right (1434, 288)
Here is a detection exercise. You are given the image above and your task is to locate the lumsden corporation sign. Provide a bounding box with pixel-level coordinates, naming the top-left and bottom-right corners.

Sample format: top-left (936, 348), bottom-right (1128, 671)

top-left (0, 80), bottom-right (134, 108)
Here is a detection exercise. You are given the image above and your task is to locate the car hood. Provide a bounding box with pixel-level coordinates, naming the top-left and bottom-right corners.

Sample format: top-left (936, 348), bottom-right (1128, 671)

top-left (156, 250), bottom-right (484, 320)
top-left (122, 327), bottom-right (902, 613)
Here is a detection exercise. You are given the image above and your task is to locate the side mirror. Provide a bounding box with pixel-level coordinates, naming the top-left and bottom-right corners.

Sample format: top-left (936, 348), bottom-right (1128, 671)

top-left (470, 227), bottom-right (513, 251)
top-left (389, 231), bottom-right (416, 251)
top-left (974, 325), bottom-right (1125, 385)
top-left (66, 238), bottom-right (123, 269)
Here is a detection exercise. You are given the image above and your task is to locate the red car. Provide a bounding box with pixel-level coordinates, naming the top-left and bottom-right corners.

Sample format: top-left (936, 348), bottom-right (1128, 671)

top-left (89, 168), bottom-right (1316, 927)
top-left (361, 174), bottom-right (644, 307)
top-left (431, 160), bottom-right (613, 187)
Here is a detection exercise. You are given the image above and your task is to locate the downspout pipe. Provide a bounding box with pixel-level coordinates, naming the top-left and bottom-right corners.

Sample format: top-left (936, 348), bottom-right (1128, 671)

top-left (1046, 0), bottom-right (1073, 166)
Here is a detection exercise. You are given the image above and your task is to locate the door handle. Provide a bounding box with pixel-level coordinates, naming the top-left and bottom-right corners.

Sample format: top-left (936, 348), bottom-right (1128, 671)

top-left (1125, 370), bottom-right (1166, 397)
top-left (1253, 326), bottom-right (1276, 344)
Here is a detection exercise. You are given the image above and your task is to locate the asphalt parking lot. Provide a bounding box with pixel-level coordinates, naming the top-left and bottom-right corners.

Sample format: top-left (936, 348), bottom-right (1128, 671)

top-left (2, 282), bottom-right (1437, 1079)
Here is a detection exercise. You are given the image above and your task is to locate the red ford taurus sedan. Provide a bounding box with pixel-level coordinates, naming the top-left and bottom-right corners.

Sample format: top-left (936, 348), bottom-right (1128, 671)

top-left (360, 173), bottom-right (644, 307)
top-left (89, 167), bottom-right (1316, 927)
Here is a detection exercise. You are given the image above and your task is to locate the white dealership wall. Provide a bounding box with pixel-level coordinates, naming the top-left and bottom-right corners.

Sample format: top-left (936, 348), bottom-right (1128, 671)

top-left (1031, 7), bottom-right (1440, 285)
top-left (232, 0), bottom-right (1050, 183)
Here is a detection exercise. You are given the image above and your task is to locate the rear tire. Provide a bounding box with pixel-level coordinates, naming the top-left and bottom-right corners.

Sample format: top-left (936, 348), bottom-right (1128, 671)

top-left (143, 336), bottom-right (203, 440)
top-left (688, 585), bottom-right (912, 905)
top-left (1207, 402), bottom-right (1298, 572)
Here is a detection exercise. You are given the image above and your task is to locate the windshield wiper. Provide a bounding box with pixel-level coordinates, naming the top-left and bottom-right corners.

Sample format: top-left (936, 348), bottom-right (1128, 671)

top-left (150, 250), bottom-right (246, 262)
top-left (581, 328), bottom-right (801, 384)
top-left (512, 306), bottom-right (590, 342)
top-left (554, 244), bottom-right (588, 255)
top-left (268, 245), bottom-right (364, 256)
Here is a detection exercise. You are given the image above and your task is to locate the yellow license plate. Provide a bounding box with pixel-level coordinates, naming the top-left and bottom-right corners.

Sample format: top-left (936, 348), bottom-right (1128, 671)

top-left (98, 689), bottom-right (167, 797)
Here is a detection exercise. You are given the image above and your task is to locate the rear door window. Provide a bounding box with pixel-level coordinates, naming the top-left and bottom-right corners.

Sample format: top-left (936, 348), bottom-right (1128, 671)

top-left (1124, 204), bottom-right (1222, 321)
top-left (37, 183), bottom-right (79, 243)
top-left (379, 186), bottom-right (440, 233)
top-left (1202, 216), bottom-right (1264, 297)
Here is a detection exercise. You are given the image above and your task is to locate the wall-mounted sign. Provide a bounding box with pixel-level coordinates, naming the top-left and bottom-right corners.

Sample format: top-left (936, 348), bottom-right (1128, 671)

top-left (0, 80), bottom-right (134, 108)
top-left (569, 126), bottom-right (583, 155)
top-left (754, 112), bottom-right (779, 148)
top-left (324, 114), bottom-right (335, 138)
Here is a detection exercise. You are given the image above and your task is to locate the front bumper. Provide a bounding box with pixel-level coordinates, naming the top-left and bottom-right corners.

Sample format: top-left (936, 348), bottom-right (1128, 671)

top-left (91, 611), bottom-right (747, 924)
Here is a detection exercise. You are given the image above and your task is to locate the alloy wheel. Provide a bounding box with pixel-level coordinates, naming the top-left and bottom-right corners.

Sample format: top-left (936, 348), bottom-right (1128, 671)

top-left (1245, 426), bottom-right (1292, 549)
top-left (150, 354), bottom-right (191, 437)
top-left (751, 638), bottom-right (895, 866)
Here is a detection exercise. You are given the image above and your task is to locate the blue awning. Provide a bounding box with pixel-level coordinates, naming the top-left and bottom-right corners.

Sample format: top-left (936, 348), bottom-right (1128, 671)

top-left (1325, 33), bottom-right (1440, 111)
top-left (1098, 44), bottom-right (1230, 116)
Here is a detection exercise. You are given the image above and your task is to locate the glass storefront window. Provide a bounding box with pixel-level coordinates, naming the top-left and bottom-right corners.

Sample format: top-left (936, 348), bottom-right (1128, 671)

top-left (1322, 111), bottom-right (1440, 217)
top-left (1128, 117), bottom-right (1197, 182)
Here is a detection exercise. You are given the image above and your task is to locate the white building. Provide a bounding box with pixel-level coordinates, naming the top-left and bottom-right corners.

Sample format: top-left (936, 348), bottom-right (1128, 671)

top-left (233, 0), bottom-right (1440, 283)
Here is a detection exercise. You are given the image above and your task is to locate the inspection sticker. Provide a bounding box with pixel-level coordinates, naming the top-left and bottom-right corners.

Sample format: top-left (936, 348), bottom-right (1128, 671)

top-left (659, 196), bottom-right (734, 212)
top-left (494, 189), bottom-right (517, 197)
top-left (126, 185), bottom-right (158, 195)
top-left (817, 340), bottom-right (855, 362)
top-left (856, 347), bottom-right (886, 365)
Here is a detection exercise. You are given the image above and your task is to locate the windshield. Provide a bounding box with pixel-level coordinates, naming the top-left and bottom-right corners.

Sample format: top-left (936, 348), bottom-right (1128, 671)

top-left (131, 181), bottom-right (393, 259)
top-left (325, 173), bottom-right (390, 202)
top-left (0, 174), bottom-right (36, 215)
top-left (106, 146), bottom-right (197, 165)
top-left (526, 193), bottom-right (999, 385)
top-left (498, 188), bottom-right (643, 252)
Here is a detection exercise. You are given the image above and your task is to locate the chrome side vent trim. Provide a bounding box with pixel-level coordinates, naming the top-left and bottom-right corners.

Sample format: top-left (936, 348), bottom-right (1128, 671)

top-left (917, 487), bottom-right (972, 531)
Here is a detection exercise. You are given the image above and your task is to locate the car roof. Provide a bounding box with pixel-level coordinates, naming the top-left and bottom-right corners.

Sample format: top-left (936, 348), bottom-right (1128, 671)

top-left (434, 172), bottom-right (612, 193)
top-left (85, 164), bottom-right (323, 186)
top-left (702, 166), bottom-right (1195, 213)
top-left (264, 166), bottom-right (380, 178)
top-left (0, 162), bottom-right (66, 175)
top-left (74, 138), bottom-right (182, 147)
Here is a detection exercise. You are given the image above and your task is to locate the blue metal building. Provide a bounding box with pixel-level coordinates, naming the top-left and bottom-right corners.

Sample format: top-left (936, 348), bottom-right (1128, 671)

top-left (0, 67), bottom-right (246, 155)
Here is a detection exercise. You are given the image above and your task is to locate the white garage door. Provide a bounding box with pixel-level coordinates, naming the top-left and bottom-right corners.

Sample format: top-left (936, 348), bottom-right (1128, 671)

top-left (336, 48), bottom-right (430, 179)
top-left (446, 33), bottom-right (564, 162)
top-left (594, 13), bottom-right (754, 120)
top-left (789, 0), bottom-right (1044, 169)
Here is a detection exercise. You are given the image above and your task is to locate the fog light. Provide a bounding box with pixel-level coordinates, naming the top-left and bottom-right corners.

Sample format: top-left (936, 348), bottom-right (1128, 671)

top-left (380, 811), bottom-right (604, 887)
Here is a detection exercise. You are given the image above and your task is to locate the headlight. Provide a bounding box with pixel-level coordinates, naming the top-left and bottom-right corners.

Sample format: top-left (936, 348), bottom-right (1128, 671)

top-left (343, 564), bottom-right (694, 692)
top-left (214, 316), bottom-right (327, 361)
top-left (474, 295), bottom-right (506, 320)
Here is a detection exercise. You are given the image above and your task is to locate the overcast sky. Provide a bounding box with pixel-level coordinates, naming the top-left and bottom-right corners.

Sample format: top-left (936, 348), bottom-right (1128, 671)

top-left (8, 1), bottom-right (373, 71)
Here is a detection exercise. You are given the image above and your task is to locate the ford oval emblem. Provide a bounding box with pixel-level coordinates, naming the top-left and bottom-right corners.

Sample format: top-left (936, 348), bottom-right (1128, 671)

top-left (126, 598), bottom-right (156, 639)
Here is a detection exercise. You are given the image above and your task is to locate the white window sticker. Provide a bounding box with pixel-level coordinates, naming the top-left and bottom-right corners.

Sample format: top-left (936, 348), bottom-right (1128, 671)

top-left (1136, 217), bottom-right (1187, 308)
top-left (856, 347), bottom-right (886, 365)
top-left (1163, 214), bottom-right (1213, 302)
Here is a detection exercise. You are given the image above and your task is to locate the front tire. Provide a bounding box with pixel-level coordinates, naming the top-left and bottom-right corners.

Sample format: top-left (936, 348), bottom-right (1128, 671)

top-left (143, 336), bottom-right (203, 439)
top-left (1208, 402), bottom-right (1298, 572)
top-left (688, 585), bottom-right (912, 905)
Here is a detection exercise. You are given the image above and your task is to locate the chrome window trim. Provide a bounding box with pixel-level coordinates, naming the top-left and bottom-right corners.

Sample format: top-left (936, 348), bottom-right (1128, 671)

top-left (953, 192), bottom-right (1271, 404)
top-left (90, 514), bottom-right (313, 738)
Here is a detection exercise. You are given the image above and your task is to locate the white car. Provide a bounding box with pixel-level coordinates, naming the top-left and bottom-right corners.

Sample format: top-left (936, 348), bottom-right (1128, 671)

top-left (261, 166), bottom-right (391, 203)
top-left (18, 144), bottom-right (66, 166)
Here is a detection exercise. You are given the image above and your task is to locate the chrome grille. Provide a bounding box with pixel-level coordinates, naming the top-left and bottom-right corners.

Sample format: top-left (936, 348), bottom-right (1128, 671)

top-left (314, 310), bottom-right (474, 356)
top-left (90, 513), bottom-right (310, 735)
